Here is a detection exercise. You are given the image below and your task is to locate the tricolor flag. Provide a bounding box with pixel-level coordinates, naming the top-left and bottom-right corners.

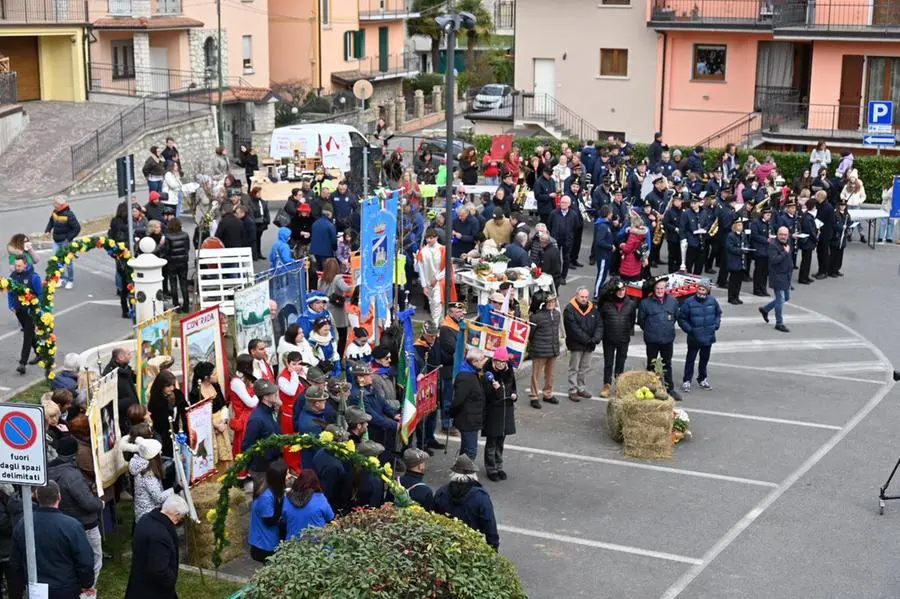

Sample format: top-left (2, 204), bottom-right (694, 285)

top-left (398, 307), bottom-right (419, 443)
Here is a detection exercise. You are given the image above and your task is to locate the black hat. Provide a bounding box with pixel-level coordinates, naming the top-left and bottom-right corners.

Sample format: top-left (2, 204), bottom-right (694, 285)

top-left (447, 301), bottom-right (466, 310)
top-left (784, 199), bottom-right (797, 208)
top-left (352, 327), bottom-right (369, 339)
top-left (57, 436), bottom-right (78, 457)
top-left (760, 205), bottom-right (772, 213)
top-left (423, 321), bottom-right (439, 336)
top-left (372, 345), bottom-right (391, 360)
top-left (493, 206), bottom-right (504, 219)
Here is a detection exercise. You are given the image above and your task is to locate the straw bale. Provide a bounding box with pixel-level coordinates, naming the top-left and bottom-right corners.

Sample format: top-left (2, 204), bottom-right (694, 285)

top-left (606, 395), bottom-right (633, 443)
top-left (622, 398), bottom-right (675, 460)
top-left (615, 370), bottom-right (661, 399)
top-left (185, 480), bottom-right (251, 568)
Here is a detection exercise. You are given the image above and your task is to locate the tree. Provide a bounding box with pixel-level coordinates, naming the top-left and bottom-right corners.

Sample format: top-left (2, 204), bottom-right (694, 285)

top-left (408, 0), bottom-right (445, 74)
top-left (456, 0), bottom-right (494, 71)
top-left (271, 79), bottom-right (313, 126)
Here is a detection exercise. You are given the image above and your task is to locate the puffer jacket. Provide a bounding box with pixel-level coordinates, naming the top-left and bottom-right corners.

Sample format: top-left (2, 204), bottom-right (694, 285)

top-left (163, 230), bottom-right (190, 268)
top-left (45, 205), bottom-right (81, 243)
top-left (600, 296), bottom-right (637, 345)
top-left (450, 361), bottom-right (485, 432)
top-left (47, 455), bottom-right (103, 529)
top-left (529, 308), bottom-right (560, 358)
top-left (270, 227), bottom-right (294, 267)
top-left (129, 455), bottom-right (174, 523)
top-left (677, 294), bottom-right (721, 346)
top-left (563, 298), bottom-right (603, 351)
top-left (637, 294), bottom-right (679, 345)
top-left (618, 227), bottom-right (647, 277)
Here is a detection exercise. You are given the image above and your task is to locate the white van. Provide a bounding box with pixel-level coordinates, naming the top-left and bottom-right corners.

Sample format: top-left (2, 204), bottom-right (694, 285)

top-left (268, 123), bottom-right (370, 173)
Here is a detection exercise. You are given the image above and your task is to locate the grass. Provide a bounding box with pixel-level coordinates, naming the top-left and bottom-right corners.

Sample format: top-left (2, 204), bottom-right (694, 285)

top-left (6, 379), bottom-right (50, 404)
top-left (97, 559), bottom-right (243, 598)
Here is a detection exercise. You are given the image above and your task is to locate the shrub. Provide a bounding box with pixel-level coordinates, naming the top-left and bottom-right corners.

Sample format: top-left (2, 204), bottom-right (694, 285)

top-left (404, 73), bottom-right (444, 96)
top-left (240, 505), bottom-right (527, 599)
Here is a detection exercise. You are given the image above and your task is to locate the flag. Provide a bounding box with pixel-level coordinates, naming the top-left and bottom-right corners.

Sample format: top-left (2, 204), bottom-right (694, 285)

top-left (398, 307), bottom-right (419, 443)
top-left (452, 319), bottom-right (468, 379)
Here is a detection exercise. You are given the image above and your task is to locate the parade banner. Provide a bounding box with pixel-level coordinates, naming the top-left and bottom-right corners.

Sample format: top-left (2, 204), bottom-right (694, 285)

top-left (235, 281), bottom-right (276, 359)
top-left (415, 369), bottom-right (439, 419)
top-left (464, 319), bottom-right (507, 358)
top-left (135, 311), bottom-right (173, 404)
top-left (488, 311), bottom-right (530, 368)
top-left (88, 370), bottom-right (127, 494)
top-left (180, 306), bottom-right (229, 394)
top-left (185, 399), bottom-right (216, 486)
top-left (398, 308), bottom-right (418, 444)
top-left (360, 190), bottom-right (398, 319)
top-left (265, 258), bottom-right (308, 342)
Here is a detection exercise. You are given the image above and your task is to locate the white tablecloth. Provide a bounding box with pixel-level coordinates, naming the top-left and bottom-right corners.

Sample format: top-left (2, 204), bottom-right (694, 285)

top-left (455, 268), bottom-right (555, 309)
top-left (848, 208), bottom-right (891, 221)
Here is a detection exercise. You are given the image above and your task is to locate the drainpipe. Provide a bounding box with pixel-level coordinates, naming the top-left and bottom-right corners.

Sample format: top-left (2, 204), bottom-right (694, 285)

top-left (658, 31), bottom-right (667, 136)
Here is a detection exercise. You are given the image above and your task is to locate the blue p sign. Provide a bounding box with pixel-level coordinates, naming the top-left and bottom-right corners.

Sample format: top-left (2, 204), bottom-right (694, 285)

top-left (868, 101), bottom-right (894, 126)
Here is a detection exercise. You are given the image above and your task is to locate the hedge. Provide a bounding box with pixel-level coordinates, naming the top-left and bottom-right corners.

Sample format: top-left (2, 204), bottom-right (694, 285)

top-left (470, 135), bottom-right (900, 203)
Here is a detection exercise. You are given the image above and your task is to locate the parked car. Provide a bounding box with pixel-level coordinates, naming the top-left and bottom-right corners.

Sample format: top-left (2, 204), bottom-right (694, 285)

top-left (415, 137), bottom-right (473, 163)
top-left (472, 84), bottom-right (513, 111)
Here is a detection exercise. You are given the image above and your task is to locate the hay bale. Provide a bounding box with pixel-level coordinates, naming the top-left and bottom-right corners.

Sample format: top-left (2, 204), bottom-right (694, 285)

top-left (185, 480), bottom-right (251, 568)
top-left (615, 370), bottom-right (661, 399)
top-left (606, 395), bottom-right (634, 443)
top-left (622, 398), bottom-right (675, 460)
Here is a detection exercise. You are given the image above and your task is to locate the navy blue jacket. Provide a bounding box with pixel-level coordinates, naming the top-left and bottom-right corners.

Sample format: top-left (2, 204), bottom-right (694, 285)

top-left (749, 218), bottom-right (772, 255)
top-left (677, 294), bottom-right (722, 346)
top-left (548, 208), bottom-right (577, 250)
top-left (533, 176), bottom-right (556, 216)
top-left (592, 218), bottom-right (614, 259)
top-left (45, 206), bottom-right (81, 243)
top-left (767, 239), bottom-right (793, 290)
top-left (434, 481), bottom-right (499, 549)
top-left (354, 470), bottom-right (385, 509)
top-left (294, 403), bottom-right (327, 467)
top-left (330, 192), bottom-right (355, 222)
top-left (242, 403), bottom-right (281, 472)
top-left (637, 294), bottom-right (679, 345)
top-left (725, 231), bottom-right (745, 272)
top-left (685, 151), bottom-right (705, 175)
top-left (355, 384), bottom-right (398, 449)
top-left (662, 206), bottom-right (682, 242)
top-left (581, 145), bottom-right (597, 176)
top-left (312, 448), bottom-right (351, 515)
top-left (310, 216), bottom-right (337, 257)
top-left (798, 212), bottom-right (818, 252)
top-left (715, 201), bottom-right (735, 240)
top-left (451, 215), bottom-right (480, 257)
top-left (591, 185), bottom-right (611, 215)
top-left (816, 200), bottom-right (835, 238)
top-left (11, 507), bottom-right (93, 599)
top-left (654, 160), bottom-right (676, 179)
top-left (399, 471), bottom-right (434, 511)
top-left (503, 241), bottom-right (530, 267)
top-left (8, 265), bottom-right (42, 312)
top-left (681, 209), bottom-right (706, 248)
top-left (125, 508), bottom-right (179, 599)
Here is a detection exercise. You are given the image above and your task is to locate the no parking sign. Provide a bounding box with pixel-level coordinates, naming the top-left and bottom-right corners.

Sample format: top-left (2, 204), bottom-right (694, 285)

top-left (0, 405), bottom-right (46, 486)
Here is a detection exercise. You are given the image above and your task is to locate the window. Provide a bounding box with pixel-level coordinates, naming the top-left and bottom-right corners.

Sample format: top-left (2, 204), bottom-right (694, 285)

top-left (203, 37), bottom-right (217, 71)
top-left (693, 44), bottom-right (727, 81)
top-left (867, 57), bottom-right (900, 125)
top-left (344, 31), bottom-right (356, 61)
top-left (321, 0), bottom-right (330, 25)
top-left (355, 30), bottom-right (366, 58)
top-left (599, 48), bottom-right (628, 77)
top-left (242, 35), bottom-right (253, 72)
top-left (601, 0), bottom-right (630, 5)
top-left (112, 40), bottom-right (135, 79)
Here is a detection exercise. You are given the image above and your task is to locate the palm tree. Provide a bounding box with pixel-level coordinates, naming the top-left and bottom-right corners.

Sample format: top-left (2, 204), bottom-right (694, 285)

top-left (455, 0), bottom-right (494, 70)
top-left (407, 0), bottom-right (445, 73)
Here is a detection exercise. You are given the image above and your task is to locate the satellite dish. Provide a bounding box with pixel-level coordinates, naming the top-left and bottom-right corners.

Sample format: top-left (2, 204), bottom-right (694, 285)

top-left (353, 80), bottom-right (374, 101)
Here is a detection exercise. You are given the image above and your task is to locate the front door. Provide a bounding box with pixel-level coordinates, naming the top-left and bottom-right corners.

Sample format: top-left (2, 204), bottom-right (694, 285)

top-left (533, 58), bottom-right (555, 113)
top-left (838, 55), bottom-right (864, 130)
top-left (149, 47), bottom-right (169, 93)
top-left (0, 37), bottom-right (40, 101)
top-left (378, 27), bottom-right (388, 72)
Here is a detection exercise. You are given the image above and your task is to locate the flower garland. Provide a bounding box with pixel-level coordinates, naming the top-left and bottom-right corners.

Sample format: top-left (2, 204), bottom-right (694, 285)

top-left (209, 430), bottom-right (412, 568)
top-left (35, 236), bottom-right (135, 379)
top-left (0, 277), bottom-right (35, 315)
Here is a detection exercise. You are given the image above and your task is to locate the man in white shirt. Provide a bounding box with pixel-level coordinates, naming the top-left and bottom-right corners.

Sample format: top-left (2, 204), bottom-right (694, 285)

top-left (249, 338), bottom-right (274, 382)
top-left (417, 229), bottom-right (453, 327)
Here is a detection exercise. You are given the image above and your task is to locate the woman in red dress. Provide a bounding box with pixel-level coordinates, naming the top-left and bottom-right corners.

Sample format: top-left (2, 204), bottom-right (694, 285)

top-left (228, 354), bottom-right (257, 459)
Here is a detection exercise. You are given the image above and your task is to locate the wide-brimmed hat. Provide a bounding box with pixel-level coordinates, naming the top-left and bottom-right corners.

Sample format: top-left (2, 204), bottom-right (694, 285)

top-left (403, 448), bottom-right (429, 469)
top-left (253, 379), bottom-right (278, 397)
top-left (345, 406), bottom-right (372, 425)
top-left (451, 454), bottom-right (477, 474)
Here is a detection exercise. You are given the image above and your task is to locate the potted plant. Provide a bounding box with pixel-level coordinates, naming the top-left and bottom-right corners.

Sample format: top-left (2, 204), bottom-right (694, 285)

top-left (484, 252), bottom-right (510, 274)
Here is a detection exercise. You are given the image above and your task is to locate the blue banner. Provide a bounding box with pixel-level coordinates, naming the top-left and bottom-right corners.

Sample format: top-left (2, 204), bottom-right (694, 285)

top-left (360, 190), bottom-right (398, 318)
top-left (261, 258), bottom-right (308, 341)
top-left (892, 176), bottom-right (900, 218)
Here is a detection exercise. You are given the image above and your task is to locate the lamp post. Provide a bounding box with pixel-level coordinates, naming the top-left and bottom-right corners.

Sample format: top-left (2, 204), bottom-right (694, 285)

top-left (436, 9), bottom-right (476, 312)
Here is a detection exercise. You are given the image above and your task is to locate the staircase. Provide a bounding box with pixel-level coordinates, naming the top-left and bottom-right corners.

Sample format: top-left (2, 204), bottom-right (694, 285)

top-left (514, 93), bottom-right (602, 141)
top-left (694, 112), bottom-right (763, 150)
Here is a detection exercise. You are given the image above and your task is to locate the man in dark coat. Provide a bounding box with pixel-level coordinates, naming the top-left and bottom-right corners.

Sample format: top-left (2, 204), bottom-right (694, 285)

top-left (438, 302), bottom-right (465, 435)
top-left (798, 198), bottom-right (819, 285)
top-left (759, 226), bottom-right (793, 333)
top-left (125, 495), bottom-right (188, 599)
top-left (450, 349), bottom-right (488, 461)
top-left (242, 379), bottom-right (283, 490)
top-left (562, 287), bottom-right (603, 402)
top-left (312, 424), bottom-right (354, 515)
top-left (647, 132), bottom-right (665, 167)
top-left (503, 231), bottom-right (531, 268)
top-left (215, 204), bottom-right (245, 249)
top-left (310, 208), bottom-right (338, 271)
top-left (11, 481), bottom-right (94, 599)
top-left (681, 195), bottom-right (708, 275)
top-left (749, 207), bottom-right (773, 296)
top-left (637, 278), bottom-right (682, 400)
top-left (533, 166), bottom-right (557, 224)
top-left (451, 206), bottom-right (481, 258)
top-left (592, 206), bottom-right (615, 297)
top-left (102, 347), bottom-right (140, 435)
top-left (353, 440), bottom-right (386, 508)
top-left (677, 278), bottom-right (721, 392)
top-left (413, 322), bottom-right (444, 453)
top-left (813, 190), bottom-right (835, 279)
top-left (399, 448), bottom-right (434, 510)
top-left (539, 233), bottom-right (563, 288)
top-left (599, 279), bottom-right (637, 398)
top-left (528, 293), bottom-right (560, 409)
top-left (434, 455), bottom-right (500, 549)
top-left (547, 195), bottom-right (577, 282)
top-left (662, 194), bottom-right (684, 274)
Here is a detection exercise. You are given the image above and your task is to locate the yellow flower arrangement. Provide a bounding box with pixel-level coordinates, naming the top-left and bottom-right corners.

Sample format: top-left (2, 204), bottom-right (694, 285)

top-left (319, 430), bottom-right (334, 443)
top-left (383, 462), bottom-right (393, 478)
top-left (289, 444), bottom-right (302, 453)
top-left (344, 439), bottom-right (356, 453)
top-left (206, 508), bottom-right (217, 522)
top-left (368, 456), bottom-right (380, 467)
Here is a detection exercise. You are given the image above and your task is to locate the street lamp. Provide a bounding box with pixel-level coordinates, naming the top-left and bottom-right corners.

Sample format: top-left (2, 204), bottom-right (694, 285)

top-left (435, 10), bottom-right (476, 311)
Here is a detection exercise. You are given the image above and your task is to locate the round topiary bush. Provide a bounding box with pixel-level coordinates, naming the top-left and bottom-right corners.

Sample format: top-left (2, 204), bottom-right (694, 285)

top-left (240, 505), bottom-right (526, 599)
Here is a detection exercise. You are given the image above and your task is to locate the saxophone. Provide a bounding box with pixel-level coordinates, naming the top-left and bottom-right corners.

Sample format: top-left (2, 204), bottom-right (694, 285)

top-left (653, 209), bottom-right (666, 245)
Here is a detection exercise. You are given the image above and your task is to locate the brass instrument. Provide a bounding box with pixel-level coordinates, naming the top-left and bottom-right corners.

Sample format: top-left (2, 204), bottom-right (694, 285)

top-left (513, 172), bottom-right (527, 208)
top-left (751, 195), bottom-right (770, 218)
top-left (652, 209), bottom-right (666, 246)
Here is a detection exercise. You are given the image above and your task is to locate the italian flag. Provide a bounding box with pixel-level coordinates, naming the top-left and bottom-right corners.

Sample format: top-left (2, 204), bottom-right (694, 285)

top-left (398, 308), bottom-right (419, 444)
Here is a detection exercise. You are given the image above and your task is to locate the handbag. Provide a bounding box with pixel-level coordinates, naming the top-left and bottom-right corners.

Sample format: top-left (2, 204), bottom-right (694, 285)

top-left (329, 292), bottom-right (345, 307)
top-left (273, 206), bottom-right (292, 227)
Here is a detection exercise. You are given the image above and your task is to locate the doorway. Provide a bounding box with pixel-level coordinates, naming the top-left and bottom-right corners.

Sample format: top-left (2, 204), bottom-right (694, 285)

top-left (0, 37), bottom-right (40, 101)
top-left (378, 27), bottom-right (388, 73)
top-left (149, 47), bottom-right (169, 93)
top-left (533, 58), bottom-right (555, 113)
top-left (838, 55), bottom-right (864, 130)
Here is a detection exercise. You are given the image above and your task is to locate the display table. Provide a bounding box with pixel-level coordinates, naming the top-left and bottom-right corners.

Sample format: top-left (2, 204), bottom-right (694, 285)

top-left (848, 207), bottom-right (891, 249)
top-left (455, 267), bottom-right (555, 312)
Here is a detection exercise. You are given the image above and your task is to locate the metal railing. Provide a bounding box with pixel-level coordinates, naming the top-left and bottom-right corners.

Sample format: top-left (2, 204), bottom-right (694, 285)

top-left (754, 85), bottom-right (801, 112)
top-left (89, 62), bottom-right (254, 97)
top-left (649, 0), bottom-right (774, 25)
top-left (695, 112), bottom-right (762, 149)
top-left (333, 52), bottom-right (418, 79)
top-left (494, 1), bottom-right (515, 30)
top-left (760, 101), bottom-right (886, 138)
top-left (773, 0), bottom-right (900, 31)
top-left (69, 87), bottom-right (213, 179)
top-left (358, 0), bottom-right (418, 19)
top-left (0, 72), bottom-right (16, 105)
top-left (108, 0), bottom-right (181, 15)
top-left (0, 0), bottom-right (89, 23)
top-left (517, 93), bottom-right (602, 142)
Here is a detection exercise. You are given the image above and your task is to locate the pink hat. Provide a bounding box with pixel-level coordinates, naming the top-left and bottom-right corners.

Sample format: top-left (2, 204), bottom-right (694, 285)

top-left (492, 347), bottom-right (510, 362)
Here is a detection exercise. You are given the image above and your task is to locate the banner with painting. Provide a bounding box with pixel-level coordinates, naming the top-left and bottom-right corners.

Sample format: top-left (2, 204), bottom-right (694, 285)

top-left (415, 369), bottom-right (439, 420)
top-left (135, 311), bottom-right (174, 404)
top-left (87, 370), bottom-right (127, 494)
top-left (360, 190), bottom-right (398, 319)
top-left (463, 320), bottom-right (507, 358)
top-left (487, 311), bottom-right (530, 367)
top-left (180, 306), bottom-right (228, 395)
top-left (185, 399), bottom-right (216, 486)
top-left (266, 258), bottom-right (308, 342)
top-left (234, 282), bottom-right (276, 360)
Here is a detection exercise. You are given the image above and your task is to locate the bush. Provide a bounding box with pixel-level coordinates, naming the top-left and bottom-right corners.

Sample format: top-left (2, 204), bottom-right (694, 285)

top-left (240, 505), bottom-right (526, 599)
top-left (404, 72), bottom-right (444, 96)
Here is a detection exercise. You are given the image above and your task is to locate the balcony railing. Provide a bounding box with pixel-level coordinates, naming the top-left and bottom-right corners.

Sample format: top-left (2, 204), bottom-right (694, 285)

top-left (89, 62), bottom-right (253, 97)
top-left (358, 0), bottom-right (419, 20)
top-left (108, 0), bottom-right (181, 16)
top-left (0, 72), bottom-right (17, 105)
top-left (761, 101), bottom-right (898, 140)
top-left (494, 1), bottom-right (515, 30)
top-left (649, 0), bottom-right (774, 27)
top-left (0, 0), bottom-right (89, 24)
top-left (333, 52), bottom-right (418, 80)
top-left (773, 0), bottom-right (900, 32)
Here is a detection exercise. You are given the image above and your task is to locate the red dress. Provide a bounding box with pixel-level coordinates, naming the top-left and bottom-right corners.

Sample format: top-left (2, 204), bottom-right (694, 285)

top-left (278, 367), bottom-right (306, 472)
top-left (619, 230), bottom-right (646, 278)
top-left (228, 376), bottom-right (256, 457)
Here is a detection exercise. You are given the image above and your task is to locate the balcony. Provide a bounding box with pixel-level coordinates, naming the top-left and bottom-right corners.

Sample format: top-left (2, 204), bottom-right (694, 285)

top-left (358, 0), bottom-right (419, 21)
top-left (773, 0), bottom-right (900, 38)
top-left (494, 0), bottom-right (514, 33)
top-left (108, 0), bottom-right (181, 16)
top-left (0, 0), bottom-right (89, 24)
top-left (648, 0), bottom-right (775, 29)
top-left (331, 52), bottom-right (419, 85)
top-left (761, 101), bottom-right (896, 142)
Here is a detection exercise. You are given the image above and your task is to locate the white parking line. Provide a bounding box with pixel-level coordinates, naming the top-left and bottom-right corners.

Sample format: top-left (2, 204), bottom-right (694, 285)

top-left (445, 437), bottom-right (778, 488)
top-left (717, 314), bottom-right (828, 326)
top-left (498, 524), bottom-right (703, 566)
top-left (614, 337), bottom-right (868, 356)
top-left (678, 359), bottom-right (886, 385)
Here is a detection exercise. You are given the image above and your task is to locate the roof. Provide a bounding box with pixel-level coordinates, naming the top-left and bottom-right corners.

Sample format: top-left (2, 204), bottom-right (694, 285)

top-left (92, 16), bottom-right (204, 30)
top-left (182, 86), bottom-right (277, 104)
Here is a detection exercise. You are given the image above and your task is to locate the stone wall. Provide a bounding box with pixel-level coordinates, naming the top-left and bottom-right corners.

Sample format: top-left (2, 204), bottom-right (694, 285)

top-left (189, 30), bottom-right (229, 81)
top-left (0, 105), bottom-right (28, 157)
top-left (68, 112), bottom-right (218, 196)
top-left (251, 102), bottom-right (275, 158)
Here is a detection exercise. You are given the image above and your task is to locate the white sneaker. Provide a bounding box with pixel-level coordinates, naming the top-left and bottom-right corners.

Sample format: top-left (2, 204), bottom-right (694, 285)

top-left (699, 379), bottom-right (712, 390)
top-left (65, 281), bottom-right (73, 290)
top-left (682, 381), bottom-right (691, 393)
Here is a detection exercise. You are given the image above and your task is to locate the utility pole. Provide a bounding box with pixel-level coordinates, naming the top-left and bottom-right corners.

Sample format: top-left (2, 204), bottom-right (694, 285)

top-left (216, 0), bottom-right (224, 146)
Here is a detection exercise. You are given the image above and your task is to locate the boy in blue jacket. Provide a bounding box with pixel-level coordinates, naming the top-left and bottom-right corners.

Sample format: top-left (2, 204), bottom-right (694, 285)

top-left (592, 205), bottom-right (615, 298)
top-left (9, 256), bottom-right (42, 374)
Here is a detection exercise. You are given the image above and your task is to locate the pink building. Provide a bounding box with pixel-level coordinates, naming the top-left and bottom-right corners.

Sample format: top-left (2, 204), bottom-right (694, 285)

top-left (651, 0), bottom-right (900, 152)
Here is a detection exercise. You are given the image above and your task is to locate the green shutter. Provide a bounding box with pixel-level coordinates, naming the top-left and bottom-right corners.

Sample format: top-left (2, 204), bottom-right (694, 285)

top-left (355, 30), bottom-right (365, 59)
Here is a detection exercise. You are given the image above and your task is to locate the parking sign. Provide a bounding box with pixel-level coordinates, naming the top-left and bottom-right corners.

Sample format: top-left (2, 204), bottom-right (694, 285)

top-left (868, 101), bottom-right (893, 133)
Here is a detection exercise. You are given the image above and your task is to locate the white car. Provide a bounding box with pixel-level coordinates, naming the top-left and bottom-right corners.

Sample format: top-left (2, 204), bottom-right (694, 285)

top-left (473, 84), bottom-right (513, 111)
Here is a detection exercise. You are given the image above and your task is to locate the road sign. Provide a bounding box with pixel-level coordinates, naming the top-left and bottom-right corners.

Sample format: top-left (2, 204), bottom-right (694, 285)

top-left (868, 101), bottom-right (894, 130)
top-left (863, 135), bottom-right (896, 146)
top-left (891, 176), bottom-right (900, 219)
top-left (0, 405), bottom-right (46, 486)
